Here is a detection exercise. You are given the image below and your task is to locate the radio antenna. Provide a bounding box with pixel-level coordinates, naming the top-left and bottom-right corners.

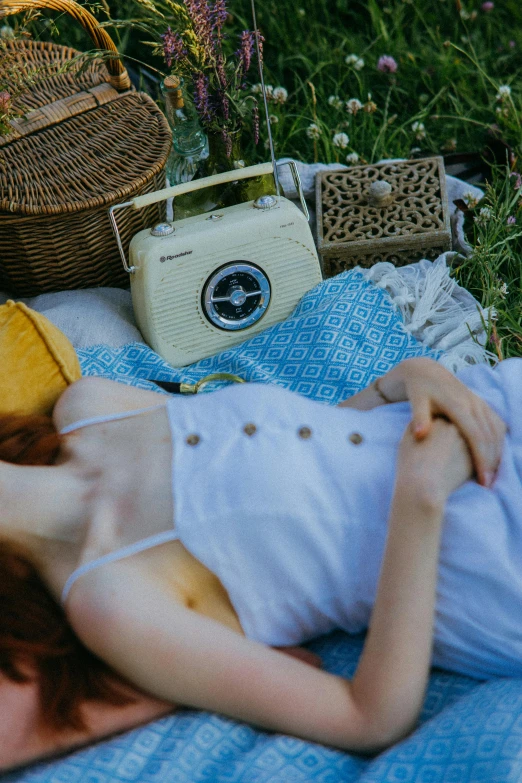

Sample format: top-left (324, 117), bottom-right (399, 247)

top-left (251, 0), bottom-right (281, 195)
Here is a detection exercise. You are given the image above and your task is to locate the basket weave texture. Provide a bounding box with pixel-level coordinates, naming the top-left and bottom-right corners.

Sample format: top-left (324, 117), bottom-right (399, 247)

top-left (0, 1), bottom-right (171, 295)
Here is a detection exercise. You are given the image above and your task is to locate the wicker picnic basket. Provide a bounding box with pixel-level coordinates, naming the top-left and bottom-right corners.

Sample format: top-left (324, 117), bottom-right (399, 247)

top-left (0, 0), bottom-right (171, 295)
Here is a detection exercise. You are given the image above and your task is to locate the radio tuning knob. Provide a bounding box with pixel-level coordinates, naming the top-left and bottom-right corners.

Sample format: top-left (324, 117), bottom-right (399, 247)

top-left (150, 223), bottom-right (175, 237)
top-left (253, 195), bottom-right (278, 210)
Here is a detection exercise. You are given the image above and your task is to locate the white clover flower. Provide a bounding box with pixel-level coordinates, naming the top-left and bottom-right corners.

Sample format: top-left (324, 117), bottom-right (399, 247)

top-left (346, 98), bottom-right (363, 115)
top-left (328, 95), bottom-right (344, 110)
top-left (496, 84), bottom-right (512, 101)
top-left (411, 120), bottom-right (426, 140)
top-left (345, 54), bottom-right (364, 70)
top-left (346, 152), bottom-right (360, 164)
top-left (297, 7), bottom-right (305, 16)
top-left (499, 281), bottom-right (509, 297)
top-left (460, 8), bottom-right (471, 19)
top-left (252, 83), bottom-right (275, 100)
top-left (474, 206), bottom-right (493, 224)
top-left (272, 86), bottom-right (288, 104)
top-left (269, 114), bottom-right (279, 124)
top-left (333, 132), bottom-right (350, 149)
top-left (463, 190), bottom-right (480, 208)
top-left (306, 123), bottom-right (322, 140)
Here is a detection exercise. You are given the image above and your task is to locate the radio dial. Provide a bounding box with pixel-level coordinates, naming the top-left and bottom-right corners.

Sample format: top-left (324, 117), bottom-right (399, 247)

top-left (228, 286), bottom-right (248, 307)
top-left (202, 262), bottom-right (271, 331)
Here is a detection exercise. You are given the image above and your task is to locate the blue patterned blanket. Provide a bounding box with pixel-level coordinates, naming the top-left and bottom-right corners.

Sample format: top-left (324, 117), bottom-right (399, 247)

top-left (7, 269), bottom-right (522, 783)
top-left (76, 270), bottom-right (437, 402)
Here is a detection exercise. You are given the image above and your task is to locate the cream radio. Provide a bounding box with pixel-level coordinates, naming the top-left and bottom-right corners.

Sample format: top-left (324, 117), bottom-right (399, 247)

top-left (109, 160), bottom-right (323, 367)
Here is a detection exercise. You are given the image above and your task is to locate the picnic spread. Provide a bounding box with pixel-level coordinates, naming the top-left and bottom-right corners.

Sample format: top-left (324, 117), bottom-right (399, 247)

top-left (2, 0), bottom-right (521, 777)
top-left (2, 157), bottom-right (521, 781)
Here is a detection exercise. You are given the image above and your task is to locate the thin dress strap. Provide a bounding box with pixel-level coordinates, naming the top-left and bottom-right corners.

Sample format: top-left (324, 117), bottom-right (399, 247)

top-left (59, 404), bottom-right (166, 435)
top-left (61, 529), bottom-right (181, 606)
top-left (60, 399), bottom-right (176, 605)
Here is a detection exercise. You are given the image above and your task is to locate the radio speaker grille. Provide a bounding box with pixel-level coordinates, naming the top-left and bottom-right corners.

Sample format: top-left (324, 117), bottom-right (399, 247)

top-left (150, 236), bottom-right (320, 354)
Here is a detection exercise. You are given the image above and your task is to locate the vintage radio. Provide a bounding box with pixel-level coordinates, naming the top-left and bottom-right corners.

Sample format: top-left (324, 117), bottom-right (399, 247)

top-left (109, 161), bottom-right (323, 367)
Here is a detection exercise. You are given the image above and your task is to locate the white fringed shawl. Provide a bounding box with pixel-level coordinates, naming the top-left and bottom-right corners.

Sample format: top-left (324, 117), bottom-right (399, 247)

top-left (360, 253), bottom-right (496, 372)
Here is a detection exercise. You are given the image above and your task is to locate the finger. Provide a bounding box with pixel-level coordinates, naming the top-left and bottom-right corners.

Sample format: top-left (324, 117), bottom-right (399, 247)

top-left (409, 393), bottom-right (433, 440)
top-left (478, 408), bottom-right (507, 486)
top-left (449, 404), bottom-right (498, 487)
top-left (470, 404), bottom-right (505, 486)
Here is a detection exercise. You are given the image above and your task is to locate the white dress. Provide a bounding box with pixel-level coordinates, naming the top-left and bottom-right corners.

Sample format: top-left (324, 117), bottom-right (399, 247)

top-left (62, 359), bottom-right (522, 680)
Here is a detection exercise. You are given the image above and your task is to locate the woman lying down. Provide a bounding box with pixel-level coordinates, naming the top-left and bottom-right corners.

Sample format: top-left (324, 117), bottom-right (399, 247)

top-left (0, 356), bottom-right (518, 759)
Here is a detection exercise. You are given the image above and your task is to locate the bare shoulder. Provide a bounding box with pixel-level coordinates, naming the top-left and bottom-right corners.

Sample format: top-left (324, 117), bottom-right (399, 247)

top-left (53, 377), bottom-right (168, 431)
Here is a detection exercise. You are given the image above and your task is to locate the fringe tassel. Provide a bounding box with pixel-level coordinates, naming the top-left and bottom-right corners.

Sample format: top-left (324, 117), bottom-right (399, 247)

top-left (358, 253), bottom-right (497, 373)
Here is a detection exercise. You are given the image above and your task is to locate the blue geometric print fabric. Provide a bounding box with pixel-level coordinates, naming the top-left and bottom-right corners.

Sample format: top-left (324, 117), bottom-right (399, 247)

top-left (8, 270), bottom-right (522, 783)
top-left (76, 269), bottom-right (439, 403)
top-left (7, 635), bottom-right (522, 783)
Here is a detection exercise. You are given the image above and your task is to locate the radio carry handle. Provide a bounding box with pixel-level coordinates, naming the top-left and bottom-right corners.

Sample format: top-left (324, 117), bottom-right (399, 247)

top-left (109, 160), bottom-right (309, 274)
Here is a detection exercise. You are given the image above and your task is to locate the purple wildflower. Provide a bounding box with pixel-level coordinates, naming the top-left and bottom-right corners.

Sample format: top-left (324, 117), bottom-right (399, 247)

top-left (481, 1), bottom-right (494, 10)
top-left (507, 215), bottom-right (516, 225)
top-left (509, 40), bottom-right (516, 48)
top-left (193, 72), bottom-right (214, 125)
top-left (185, 0), bottom-right (215, 60)
top-left (222, 127), bottom-right (232, 157)
top-left (377, 55), bottom-right (398, 73)
top-left (211, 0), bottom-right (227, 38)
top-left (237, 30), bottom-right (255, 75)
top-left (252, 100), bottom-right (260, 145)
top-left (253, 32), bottom-right (264, 64)
top-left (216, 53), bottom-right (227, 89)
top-left (161, 27), bottom-right (186, 68)
top-left (219, 87), bottom-right (230, 121)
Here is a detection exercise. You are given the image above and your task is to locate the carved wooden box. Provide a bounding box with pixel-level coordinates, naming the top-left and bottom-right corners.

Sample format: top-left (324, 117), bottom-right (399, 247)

top-left (315, 157), bottom-right (451, 278)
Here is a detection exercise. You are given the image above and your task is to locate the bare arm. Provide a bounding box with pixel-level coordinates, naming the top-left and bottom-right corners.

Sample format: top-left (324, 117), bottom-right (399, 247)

top-left (350, 417), bottom-right (472, 741)
top-left (339, 357), bottom-right (506, 487)
top-left (69, 422), bottom-right (471, 754)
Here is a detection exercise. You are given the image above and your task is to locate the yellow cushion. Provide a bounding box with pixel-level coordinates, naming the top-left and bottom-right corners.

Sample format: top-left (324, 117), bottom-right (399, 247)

top-left (0, 300), bottom-right (82, 416)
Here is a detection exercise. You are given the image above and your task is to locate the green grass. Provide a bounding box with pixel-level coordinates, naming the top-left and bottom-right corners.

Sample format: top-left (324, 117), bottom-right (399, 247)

top-left (4, 0), bottom-right (522, 356)
top-left (454, 169), bottom-right (522, 360)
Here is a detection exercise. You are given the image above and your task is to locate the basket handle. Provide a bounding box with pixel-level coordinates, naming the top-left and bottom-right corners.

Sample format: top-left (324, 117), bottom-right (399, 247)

top-left (0, 0), bottom-right (131, 90)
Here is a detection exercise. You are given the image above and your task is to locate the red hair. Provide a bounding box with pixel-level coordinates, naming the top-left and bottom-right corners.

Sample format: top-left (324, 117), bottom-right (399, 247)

top-left (0, 414), bottom-right (134, 733)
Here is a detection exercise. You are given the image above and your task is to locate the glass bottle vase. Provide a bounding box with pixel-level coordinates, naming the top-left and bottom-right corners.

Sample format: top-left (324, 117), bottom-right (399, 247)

top-left (173, 129), bottom-right (277, 221)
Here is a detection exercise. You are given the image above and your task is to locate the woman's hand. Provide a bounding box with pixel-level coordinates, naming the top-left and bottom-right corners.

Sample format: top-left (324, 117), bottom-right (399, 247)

top-left (375, 358), bottom-right (506, 488)
top-left (396, 416), bottom-right (474, 506)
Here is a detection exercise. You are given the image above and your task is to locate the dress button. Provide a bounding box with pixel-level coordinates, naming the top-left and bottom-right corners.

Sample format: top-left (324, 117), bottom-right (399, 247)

top-left (348, 432), bottom-right (363, 445)
top-left (243, 423), bottom-right (257, 436)
top-left (186, 434), bottom-right (200, 446)
top-left (298, 426), bottom-right (312, 439)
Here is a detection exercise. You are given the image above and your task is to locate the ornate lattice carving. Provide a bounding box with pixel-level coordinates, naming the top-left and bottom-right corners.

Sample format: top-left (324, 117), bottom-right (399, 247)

top-left (316, 157), bottom-right (452, 278)
top-left (322, 245), bottom-right (448, 278)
